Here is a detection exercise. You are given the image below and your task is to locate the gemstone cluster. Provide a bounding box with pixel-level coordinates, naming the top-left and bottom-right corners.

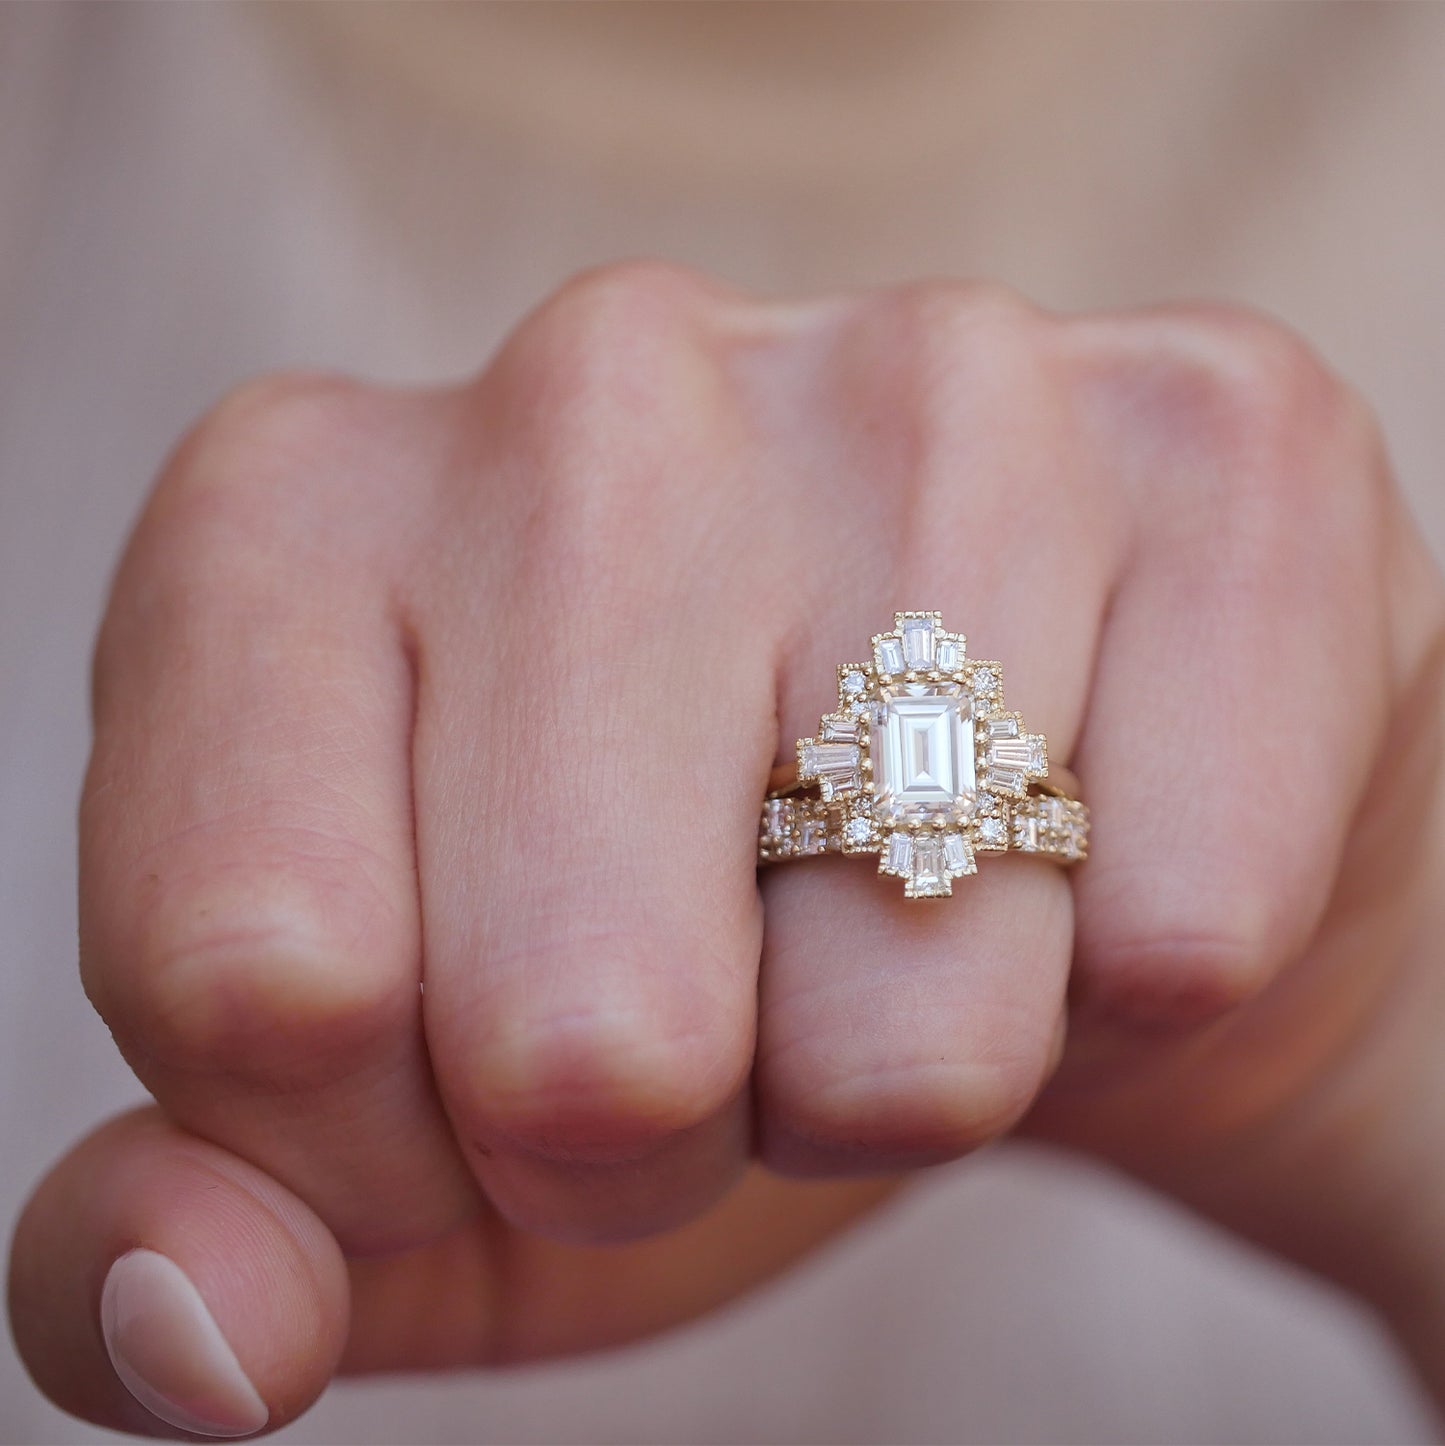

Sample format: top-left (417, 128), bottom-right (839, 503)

top-left (777, 611), bottom-right (1078, 897)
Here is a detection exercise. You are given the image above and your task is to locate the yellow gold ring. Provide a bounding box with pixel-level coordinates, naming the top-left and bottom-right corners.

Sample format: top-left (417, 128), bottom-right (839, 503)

top-left (757, 611), bottom-right (1089, 898)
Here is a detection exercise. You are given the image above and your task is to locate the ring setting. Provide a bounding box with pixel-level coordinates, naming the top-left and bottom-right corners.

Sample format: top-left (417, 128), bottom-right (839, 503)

top-left (758, 612), bottom-right (1088, 897)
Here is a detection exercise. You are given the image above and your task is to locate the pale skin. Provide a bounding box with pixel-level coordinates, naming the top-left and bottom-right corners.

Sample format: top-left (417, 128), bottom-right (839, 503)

top-left (7, 264), bottom-right (1445, 1436)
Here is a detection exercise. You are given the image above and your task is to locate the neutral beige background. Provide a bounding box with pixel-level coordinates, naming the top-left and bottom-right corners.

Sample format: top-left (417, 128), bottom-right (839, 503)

top-left (2, 4), bottom-right (1444, 1442)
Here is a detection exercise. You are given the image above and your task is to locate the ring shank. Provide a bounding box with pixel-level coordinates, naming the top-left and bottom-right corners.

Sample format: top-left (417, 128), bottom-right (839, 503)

top-left (759, 761), bottom-right (1088, 871)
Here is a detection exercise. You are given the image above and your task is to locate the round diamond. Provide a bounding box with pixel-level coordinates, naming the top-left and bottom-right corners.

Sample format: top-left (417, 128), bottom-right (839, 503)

top-left (843, 670), bottom-right (867, 697)
top-left (978, 817), bottom-right (1006, 846)
top-left (845, 817), bottom-right (872, 846)
top-left (973, 667), bottom-right (998, 696)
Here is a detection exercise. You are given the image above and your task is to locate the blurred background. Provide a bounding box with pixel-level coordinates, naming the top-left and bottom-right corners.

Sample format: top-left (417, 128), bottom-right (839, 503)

top-left (3, 3), bottom-right (1444, 1442)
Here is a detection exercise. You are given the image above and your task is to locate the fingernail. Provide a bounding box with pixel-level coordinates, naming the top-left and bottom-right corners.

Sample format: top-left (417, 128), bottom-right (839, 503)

top-left (101, 1248), bottom-right (269, 1439)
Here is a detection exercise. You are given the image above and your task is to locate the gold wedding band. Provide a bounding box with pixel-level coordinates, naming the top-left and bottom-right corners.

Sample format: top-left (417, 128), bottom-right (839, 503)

top-left (757, 612), bottom-right (1089, 898)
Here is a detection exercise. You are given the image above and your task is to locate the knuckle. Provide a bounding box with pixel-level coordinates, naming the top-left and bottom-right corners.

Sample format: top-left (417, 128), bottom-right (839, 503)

top-left (1183, 309), bottom-right (1349, 456)
top-left (148, 368), bottom-right (423, 551)
top-left (766, 1041), bottom-right (1045, 1167)
top-left (118, 371), bottom-right (372, 587)
top-left (498, 258), bottom-right (723, 400)
top-left (450, 981), bottom-right (748, 1164)
top-left (849, 281), bottom-right (1060, 461)
top-left (97, 370), bottom-right (404, 691)
top-left (881, 276), bottom-right (1041, 331)
top-left (1182, 316), bottom-right (1387, 555)
top-left (1125, 304), bottom-right (1371, 487)
top-left (479, 263), bottom-right (740, 593)
top-left (1075, 853), bottom-right (1295, 1028)
top-left (170, 370), bottom-right (368, 486)
top-left (1081, 921), bottom-right (1275, 1027)
top-left (92, 859), bottom-right (414, 1087)
top-left (870, 278), bottom-right (1050, 376)
top-left (533, 257), bottom-right (725, 332)
top-left (1075, 304), bottom-right (1393, 563)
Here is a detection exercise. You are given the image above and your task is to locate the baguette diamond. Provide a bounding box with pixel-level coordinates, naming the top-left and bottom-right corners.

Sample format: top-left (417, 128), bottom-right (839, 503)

top-left (874, 637), bottom-right (905, 676)
top-left (799, 741), bottom-right (862, 800)
top-left (910, 835), bottom-right (948, 896)
top-left (900, 615), bottom-right (936, 670)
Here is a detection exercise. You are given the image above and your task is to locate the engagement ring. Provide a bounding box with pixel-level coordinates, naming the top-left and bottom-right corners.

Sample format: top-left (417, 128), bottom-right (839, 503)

top-left (758, 612), bottom-right (1088, 897)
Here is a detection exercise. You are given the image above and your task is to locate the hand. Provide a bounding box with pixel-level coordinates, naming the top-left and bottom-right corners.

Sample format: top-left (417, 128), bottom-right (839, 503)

top-left (9, 264), bottom-right (1443, 1437)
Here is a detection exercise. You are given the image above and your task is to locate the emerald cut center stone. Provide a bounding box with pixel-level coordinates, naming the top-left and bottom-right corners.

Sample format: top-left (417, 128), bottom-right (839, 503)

top-left (870, 682), bottom-right (976, 824)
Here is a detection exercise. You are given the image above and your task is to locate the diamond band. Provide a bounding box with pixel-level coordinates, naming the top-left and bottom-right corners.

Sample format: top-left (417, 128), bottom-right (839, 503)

top-left (758, 612), bottom-right (1088, 898)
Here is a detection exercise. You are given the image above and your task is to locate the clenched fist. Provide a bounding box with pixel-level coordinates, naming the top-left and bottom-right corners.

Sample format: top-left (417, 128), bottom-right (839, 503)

top-left (10, 264), bottom-right (1445, 1437)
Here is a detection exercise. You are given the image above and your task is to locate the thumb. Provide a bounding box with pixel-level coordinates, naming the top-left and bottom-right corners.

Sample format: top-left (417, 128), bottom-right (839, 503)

top-left (8, 1107), bottom-right (348, 1438)
top-left (10, 1107), bottom-right (905, 1436)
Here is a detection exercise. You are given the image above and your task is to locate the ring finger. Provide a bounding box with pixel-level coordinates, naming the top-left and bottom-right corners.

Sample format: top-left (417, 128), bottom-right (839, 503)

top-left (751, 288), bottom-right (1124, 1173)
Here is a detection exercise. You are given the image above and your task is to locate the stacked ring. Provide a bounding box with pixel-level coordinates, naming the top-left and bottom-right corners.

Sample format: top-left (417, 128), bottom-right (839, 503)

top-left (758, 612), bottom-right (1088, 898)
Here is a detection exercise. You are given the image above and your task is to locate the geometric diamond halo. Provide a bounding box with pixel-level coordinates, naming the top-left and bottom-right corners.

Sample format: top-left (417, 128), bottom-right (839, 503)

top-left (795, 611), bottom-right (1051, 897)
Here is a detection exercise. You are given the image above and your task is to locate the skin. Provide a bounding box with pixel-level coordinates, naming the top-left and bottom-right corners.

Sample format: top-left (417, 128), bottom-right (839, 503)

top-left (7, 264), bottom-right (1445, 1435)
